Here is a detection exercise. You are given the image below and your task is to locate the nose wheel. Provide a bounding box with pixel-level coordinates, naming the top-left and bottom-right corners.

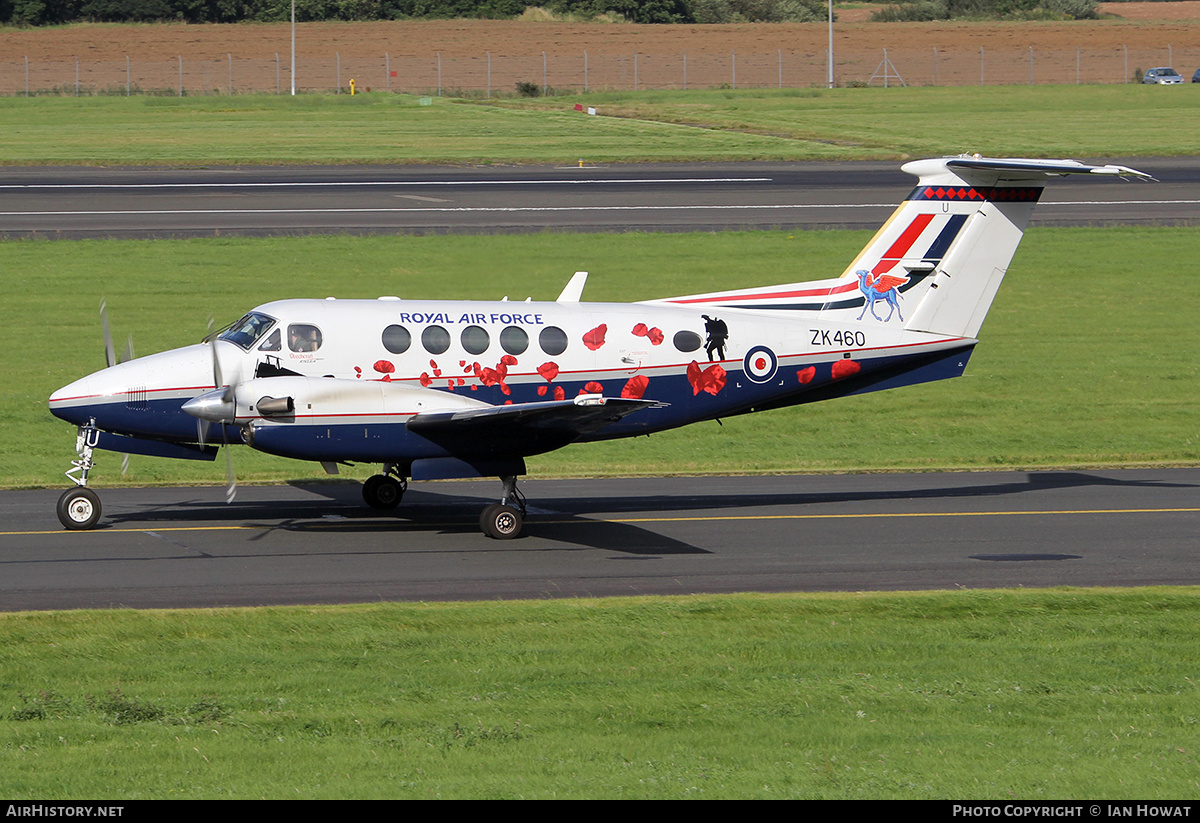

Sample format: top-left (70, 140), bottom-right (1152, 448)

top-left (57, 487), bottom-right (102, 530)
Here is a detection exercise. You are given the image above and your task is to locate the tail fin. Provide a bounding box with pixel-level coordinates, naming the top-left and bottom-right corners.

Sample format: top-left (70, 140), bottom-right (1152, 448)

top-left (898, 157), bottom-right (1150, 338)
top-left (651, 157), bottom-right (1150, 337)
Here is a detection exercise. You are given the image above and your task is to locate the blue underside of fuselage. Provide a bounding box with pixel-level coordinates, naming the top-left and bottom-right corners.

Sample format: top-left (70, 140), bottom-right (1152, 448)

top-left (53, 343), bottom-right (975, 467)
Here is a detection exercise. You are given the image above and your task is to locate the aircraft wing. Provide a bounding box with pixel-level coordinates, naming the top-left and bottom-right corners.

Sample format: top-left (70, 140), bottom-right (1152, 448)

top-left (407, 395), bottom-right (657, 459)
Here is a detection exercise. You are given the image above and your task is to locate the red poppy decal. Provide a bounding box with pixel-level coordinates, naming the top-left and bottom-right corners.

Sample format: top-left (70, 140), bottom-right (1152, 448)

top-left (583, 324), bottom-right (607, 351)
top-left (622, 374), bottom-right (649, 399)
top-left (631, 323), bottom-right (664, 346)
top-left (831, 359), bottom-right (861, 380)
top-left (797, 366), bottom-right (816, 385)
top-left (537, 385), bottom-right (548, 396)
top-left (419, 372), bottom-right (432, 387)
top-left (583, 381), bottom-right (603, 394)
top-left (500, 354), bottom-right (519, 367)
top-left (553, 386), bottom-right (565, 401)
top-left (537, 362), bottom-right (559, 382)
top-left (687, 361), bottom-right (727, 396)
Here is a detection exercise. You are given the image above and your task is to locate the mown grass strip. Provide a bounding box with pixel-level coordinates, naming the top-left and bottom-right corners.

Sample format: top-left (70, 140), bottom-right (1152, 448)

top-left (0, 85), bottom-right (1197, 165)
top-left (2, 589), bottom-right (1198, 798)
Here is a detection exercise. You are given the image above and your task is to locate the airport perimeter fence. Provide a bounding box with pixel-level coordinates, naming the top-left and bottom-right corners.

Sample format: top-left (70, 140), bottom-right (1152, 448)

top-left (2, 45), bottom-right (1197, 97)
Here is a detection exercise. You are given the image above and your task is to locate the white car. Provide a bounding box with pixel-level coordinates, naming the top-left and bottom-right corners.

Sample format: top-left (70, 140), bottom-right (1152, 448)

top-left (1143, 67), bottom-right (1183, 84)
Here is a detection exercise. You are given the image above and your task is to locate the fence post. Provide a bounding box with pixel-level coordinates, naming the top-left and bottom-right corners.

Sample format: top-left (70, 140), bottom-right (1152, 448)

top-left (25, 56), bottom-right (29, 97)
top-left (778, 49), bottom-right (782, 89)
top-left (438, 52), bottom-right (442, 96)
top-left (933, 47), bottom-right (937, 87)
top-left (980, 47), bottom-right (985, 86)
top-left (178, 55), bottom-right (183, 97)
top-left (732, 50), bottom-right (736, 89)
top-left (486, 52), bottom-right (491, 99)
top-left (228, 53), bottom-right (233, 95)
top-left (584, 51), bottom-right (588, 93)
top-left (385, 53), bottom-right (390, 93)
top-left (634, 52), bottom-right (638, 91)
top-left (336, 52), bottom-right (341, 94)
top-left (1123, 44), bottom-right (1128, 83)
top-left (1076, 46), bottom-right (1080, 84)
top-left (276, 53), bottom-right (280, 94)
top-left (1029, 46), bottom-right (1033, 85)
top-left (74, 55), bottom-right (79, 97)
top-left (542, 51), bottom-right (547, 96)
top-left (127, 55), bottom-right (131, 96)
top-left (683, 50), bottom-right (687, 90)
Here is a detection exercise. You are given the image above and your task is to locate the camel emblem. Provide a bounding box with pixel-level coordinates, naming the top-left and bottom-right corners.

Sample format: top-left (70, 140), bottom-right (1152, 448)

top-left (855, 269), bottom-right (909, 322)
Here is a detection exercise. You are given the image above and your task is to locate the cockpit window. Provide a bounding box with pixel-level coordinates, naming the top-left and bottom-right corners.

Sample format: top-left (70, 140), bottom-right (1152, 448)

top-left (258, 328), bottom-right (281, 352)
top-left (219, 312), bottom-right (277, 350)
top-left (288, 324), bottom-right (323, 353)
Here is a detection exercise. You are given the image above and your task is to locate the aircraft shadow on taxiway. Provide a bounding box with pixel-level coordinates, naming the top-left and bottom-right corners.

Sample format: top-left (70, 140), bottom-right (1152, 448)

top-left (92, 471), bottom-right (1196, 557)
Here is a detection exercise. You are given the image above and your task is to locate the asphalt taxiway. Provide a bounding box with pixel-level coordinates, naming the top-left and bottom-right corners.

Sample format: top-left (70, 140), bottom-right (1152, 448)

top-left (0, 156), bottom-right (1194, 238)
top-left (2, 468), bottom-right (1197, 611)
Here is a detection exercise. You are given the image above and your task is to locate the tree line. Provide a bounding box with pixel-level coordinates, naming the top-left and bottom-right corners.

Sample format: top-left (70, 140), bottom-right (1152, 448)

top-left (0, 0), bottom-right (1100, 25)
top-left (0, 0), bottom-right (829, 25)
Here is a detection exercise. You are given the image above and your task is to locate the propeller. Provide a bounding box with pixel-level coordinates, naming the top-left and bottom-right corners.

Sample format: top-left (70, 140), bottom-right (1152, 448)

top-left (100, 299), bottom-right (135, 368)
top-left (100, 299), bottom-right (136, 478)
top-left (193, 317), bottom-right (238, 504)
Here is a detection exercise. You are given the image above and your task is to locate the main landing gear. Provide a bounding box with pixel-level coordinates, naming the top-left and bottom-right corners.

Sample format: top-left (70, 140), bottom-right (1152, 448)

top-left (57, 422), bottom-right (103, 530)
top-left (362, 469), bottom-right (528, 539)
top-left (362, 466), bottom-right (407, 510)
top-left (479, 475), bottom-right (527, 540)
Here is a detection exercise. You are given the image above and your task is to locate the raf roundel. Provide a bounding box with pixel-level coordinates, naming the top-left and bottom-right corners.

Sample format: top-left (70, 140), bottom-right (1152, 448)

top-left (742, 345), bottom-right (778, 384)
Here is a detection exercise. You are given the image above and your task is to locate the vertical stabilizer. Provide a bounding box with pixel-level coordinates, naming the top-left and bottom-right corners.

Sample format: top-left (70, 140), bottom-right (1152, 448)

top-left (898, 157), bottom-right (1151, 339)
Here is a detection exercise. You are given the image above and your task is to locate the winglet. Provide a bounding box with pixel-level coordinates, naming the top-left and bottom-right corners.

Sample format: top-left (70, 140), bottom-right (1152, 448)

top-left (557, 271), bottom-right (588, 303)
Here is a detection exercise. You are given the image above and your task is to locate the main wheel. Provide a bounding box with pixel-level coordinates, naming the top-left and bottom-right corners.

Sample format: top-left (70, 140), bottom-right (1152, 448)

top-left (362, 474), bottom-right (403, 509)
top-left (57, 487), bottom-right (102, 530)
top-left (480, 503), bottom-right (523, 540)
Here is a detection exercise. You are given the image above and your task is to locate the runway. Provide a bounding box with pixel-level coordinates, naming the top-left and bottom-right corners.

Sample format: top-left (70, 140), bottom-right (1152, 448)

top-left (2, 468), bottom-right (1198, 611)
top-left (0, 156), bottom-right (1194, 238)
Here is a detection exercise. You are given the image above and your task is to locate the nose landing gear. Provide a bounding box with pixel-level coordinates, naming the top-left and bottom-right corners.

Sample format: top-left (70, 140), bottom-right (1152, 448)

top-left (57, 422), bottom-right (103, 530)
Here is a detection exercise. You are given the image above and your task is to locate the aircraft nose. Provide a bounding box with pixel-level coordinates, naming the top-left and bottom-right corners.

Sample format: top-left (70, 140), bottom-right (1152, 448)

top-left (48, 375), bottom-right (98, 425)
top-left (47, 343), bottom-right (227, 440)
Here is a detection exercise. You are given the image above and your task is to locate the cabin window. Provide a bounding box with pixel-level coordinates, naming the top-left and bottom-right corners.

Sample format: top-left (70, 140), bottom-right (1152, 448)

top-left (460, 325), bottom-right (490, 355)
top-left (422, 325), bottom-right (451, 355)
top-left (382, 324), bottom-right (411, 355)
top-left (219, 312), bottom-right (276, 350)
top-left (287, 324), bottom-right (323, 353)
top-left (500, 326), bottom-right (528, 355)
top-left (257, 328), bottom-right (281, 352)
top-left (539, 326), bottom-right (568, 356)
top-left (673, 330), bottom-right (702, 353)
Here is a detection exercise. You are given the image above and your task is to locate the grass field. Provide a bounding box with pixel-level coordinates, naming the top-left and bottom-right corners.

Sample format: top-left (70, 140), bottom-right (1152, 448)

top-left (0, 85), bottom-right (1197, 165)
top-left (3, 589), bottom-right (1199, 799)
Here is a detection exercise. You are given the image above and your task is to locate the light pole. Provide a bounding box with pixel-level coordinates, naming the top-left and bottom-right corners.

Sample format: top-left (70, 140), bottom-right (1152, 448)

top-left (827, 0), bottom-right (834, 88)
top-left (290, 0), bottom-right (296, 96)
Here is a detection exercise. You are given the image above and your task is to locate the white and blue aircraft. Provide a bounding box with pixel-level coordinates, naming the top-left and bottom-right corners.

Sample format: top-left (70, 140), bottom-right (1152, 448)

top-left (48, 156), bottom-right (1150, 538)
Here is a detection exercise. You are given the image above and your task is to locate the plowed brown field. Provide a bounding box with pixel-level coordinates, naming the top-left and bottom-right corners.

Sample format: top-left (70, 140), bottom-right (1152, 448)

top-left (1, 5), bottom-right (1197, 93)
